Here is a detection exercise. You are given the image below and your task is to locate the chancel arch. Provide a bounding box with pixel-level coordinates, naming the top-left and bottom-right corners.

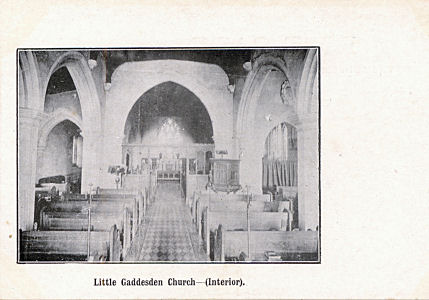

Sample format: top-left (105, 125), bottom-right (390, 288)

top-left (101, 60), bottom-right (233, 187)
top-left (120, 81), bottom-right (215, 190)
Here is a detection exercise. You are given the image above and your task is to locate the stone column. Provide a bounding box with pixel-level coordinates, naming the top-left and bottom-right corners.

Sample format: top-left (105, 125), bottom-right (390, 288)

top-left (297, 118), bottom-right (319, 231)
top-left (35, 146), bottom-right (45, 181)
top-left (238, 139), bottom-right (264, 194)
top-left (80, 130), bottom-right (101, 193)
top-left (18, 108), bottom-right (42, 230)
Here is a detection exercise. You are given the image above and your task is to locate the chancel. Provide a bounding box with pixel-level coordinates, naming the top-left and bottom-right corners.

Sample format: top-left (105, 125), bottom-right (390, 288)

top-left (18, 48), bottom-right (319, 262)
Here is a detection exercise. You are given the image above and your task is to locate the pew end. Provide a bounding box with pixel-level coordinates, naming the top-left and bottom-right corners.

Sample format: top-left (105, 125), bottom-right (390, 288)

top-left (213, 226), bottom-right (319, 262)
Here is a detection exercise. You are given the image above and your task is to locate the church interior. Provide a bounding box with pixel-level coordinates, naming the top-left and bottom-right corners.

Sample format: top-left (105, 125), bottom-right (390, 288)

top-left (18, 48), bottom-right (319, 262)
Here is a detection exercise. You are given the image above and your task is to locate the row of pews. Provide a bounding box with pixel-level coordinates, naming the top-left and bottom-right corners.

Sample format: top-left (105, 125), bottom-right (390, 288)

top-left (190, 189), bottom-right (319, 262)
top-left (20, 187), bottom-right (153, 262)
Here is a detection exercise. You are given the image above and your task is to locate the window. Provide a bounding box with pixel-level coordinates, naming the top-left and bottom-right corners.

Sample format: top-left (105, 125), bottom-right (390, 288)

top-left (72, 135), bottom-right (83, 167)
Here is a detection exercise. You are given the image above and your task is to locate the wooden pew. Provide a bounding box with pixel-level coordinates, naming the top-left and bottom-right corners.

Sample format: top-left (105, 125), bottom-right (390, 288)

top-left (40, 210), bottom-right (124, 232)
top-left (39, 209), bottom-right (133, 257)
top-left (93, 194), bottom-right (136, 200)
top-left (63, 193), bottom-right (88, 201)
top-left (41, 196), bottom-right (136, 213)
top-left (201, 209), bottom-right (288, 259)
top-left (276, 186), bottom-right (298, 229)
top-left (39, 201), bottom-right (134, 229)
top-left (185, 175), bottom-right (209, 207)
top-left (26, 188), bottom-right (147, 262)
top-left (194, 192), bottom-right (272, 234)
top-left (92, 192), bottom-right (145, 252)
top-left (39, 194), bottom-right (144, 256)
top-left (19, 227), bottom-right (122, 261)
top-left (213, 226), bottom-right (318, 262)
top-left (34, 193), bottom-right (133, 232)
top-left (191, 191), bottom-right (201, 223)
top-left (109, 224), bottom-right (122, 261)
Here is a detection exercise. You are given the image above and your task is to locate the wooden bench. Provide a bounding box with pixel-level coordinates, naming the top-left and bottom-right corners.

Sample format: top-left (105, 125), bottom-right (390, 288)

top-left (93, 194), bottom-right (137, 200)
top-left (201, 209), bottom-right (289, 259)
top-left (63, 193), bottom-right (88, 201)
top-left (185, 175), bottom-right (209, 207)
top-left (19, 225), bottom-right (122, 262)
top-left (39, 199), bottom-right (137, 223)
top-left (276, 186), bottom-right (298, 229)
top-left (40, 210), bottom-right (124, 231)
top-left (38, 193), bottom-right (146, 257)
top-left (194, 193), bottom-right (273, 234)
top-left (96, 188), bottom-right (138, 196)
top-left (213, 226), bottom-right (318, 262)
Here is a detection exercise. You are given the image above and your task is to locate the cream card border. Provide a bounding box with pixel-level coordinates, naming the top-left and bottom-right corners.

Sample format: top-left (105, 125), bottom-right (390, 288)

top-left (1, 1), bottom-right (429, 299)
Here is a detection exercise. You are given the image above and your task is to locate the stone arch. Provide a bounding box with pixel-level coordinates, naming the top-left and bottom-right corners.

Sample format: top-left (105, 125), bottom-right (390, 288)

top-left (108, 60), bottom-right (229, 144)
top-left (38, 108), bottom-right (83, 149)
top-left (237, 50), bottom-right (319, 230)
top-left (101, 60), bottom-right (233, 187)
top-left (122, 81), bottom-right (214, 145)
top-left (237, 54), bottom-right (299, 193)
top-left (297, 49), bottom-right (319, 118)
top-left (43, 52), bottom-right (101, 131)
top-left (41, 52), bottom-right (102, 191)
top-left (18, 51), bottom-right (42, 110)
top-left (18, 61), bottom-right (27, 107)
top-left (237, 54), bottom-right (299, 141)
top-left (295, 48), bottom-right (319, 231)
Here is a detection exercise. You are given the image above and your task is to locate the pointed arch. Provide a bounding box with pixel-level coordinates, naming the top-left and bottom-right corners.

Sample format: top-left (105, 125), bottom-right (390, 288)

top-left (38, 108), bottom-right (82, 149)
top-left (18, 51), bottom-right (42, 110)
top-left (236, 53), bottom-right (299, 193)
top-left (44, 51), bottom-right (101, 134)
top-left (236, 53), bottom-right (299, 143)
top-left (41, 51), bottom-right (102, 191)
top-left (297, 48), bottom-right (319, 118)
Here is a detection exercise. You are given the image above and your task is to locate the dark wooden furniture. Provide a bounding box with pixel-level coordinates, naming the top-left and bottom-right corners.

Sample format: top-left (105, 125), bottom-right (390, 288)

top-left (209, 158), bottom-right (240, 192)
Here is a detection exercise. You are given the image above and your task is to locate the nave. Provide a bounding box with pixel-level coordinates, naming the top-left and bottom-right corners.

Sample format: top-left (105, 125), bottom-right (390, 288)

top-left (18, 49), bottom-right (320, 263)
top-left (138, 182), bottom-right (206, 261)
top-left (20, 174), bottom-right (318, 262)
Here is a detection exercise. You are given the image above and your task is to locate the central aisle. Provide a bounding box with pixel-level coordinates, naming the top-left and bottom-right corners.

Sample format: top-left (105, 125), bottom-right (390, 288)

top-left (138, 182), bottom-right (207, 261)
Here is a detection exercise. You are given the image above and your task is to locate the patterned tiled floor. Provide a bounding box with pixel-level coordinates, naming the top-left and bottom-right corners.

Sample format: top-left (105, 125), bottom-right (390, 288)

top-left (138, 182), bottom-right (207, 261)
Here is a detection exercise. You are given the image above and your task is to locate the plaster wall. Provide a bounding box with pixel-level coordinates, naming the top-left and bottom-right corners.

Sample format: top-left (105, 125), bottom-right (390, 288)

top-left (44, 90), bottom-right (82, 117)
top-left (37, 123), bottom-right (74, 180)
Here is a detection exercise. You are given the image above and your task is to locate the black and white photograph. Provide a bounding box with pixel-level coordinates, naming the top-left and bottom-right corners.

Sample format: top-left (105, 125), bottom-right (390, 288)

top-left (17, 48), bottom-right (320, 263)
top-left (3, 1), bottom-right (429, 299)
